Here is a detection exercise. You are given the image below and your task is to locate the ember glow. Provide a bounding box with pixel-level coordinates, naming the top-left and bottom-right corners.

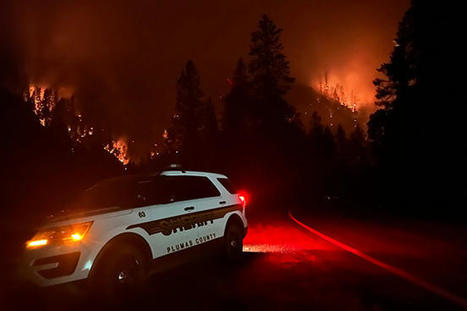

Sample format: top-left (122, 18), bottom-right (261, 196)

top-left (69, 113), bottom-right (95, 144)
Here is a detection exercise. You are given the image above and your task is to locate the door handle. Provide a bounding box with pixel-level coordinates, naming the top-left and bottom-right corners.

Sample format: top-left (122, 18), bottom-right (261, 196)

top-left (184, 206), bottom-right (194, 211)
top-left (219, 201), bottom-right (226, 205)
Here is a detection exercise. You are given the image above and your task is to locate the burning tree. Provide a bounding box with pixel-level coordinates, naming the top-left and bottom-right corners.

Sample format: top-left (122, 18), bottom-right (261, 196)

top-left (25, 86), bottom-right (57, 127)
top-left (24, 84), bottom-right (131, 166)
top-left (104, 138), bottom-right (130, 165)
top-left (318, 72), bottom-right (358, 112)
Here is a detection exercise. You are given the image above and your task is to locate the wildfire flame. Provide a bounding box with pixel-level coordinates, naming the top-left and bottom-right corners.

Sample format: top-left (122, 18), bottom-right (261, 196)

top-left (104, 138), bottom-right (130, 165)
top-left (26, 84), bottom-right (131, 166)
top-left (316, 72), bottom-right (358, 112)
top-left (27, 85), bottom-right (56, 126)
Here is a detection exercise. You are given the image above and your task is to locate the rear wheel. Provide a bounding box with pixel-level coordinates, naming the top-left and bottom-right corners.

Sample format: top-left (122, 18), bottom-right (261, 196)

top-left (224, 223), bottom-right (244, 261)
top-left (91, 243), bottom-right (148, 301)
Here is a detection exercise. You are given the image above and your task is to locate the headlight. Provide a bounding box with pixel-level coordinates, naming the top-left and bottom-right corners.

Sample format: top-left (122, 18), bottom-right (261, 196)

top-left (26, 221), bottom-right (93, 249)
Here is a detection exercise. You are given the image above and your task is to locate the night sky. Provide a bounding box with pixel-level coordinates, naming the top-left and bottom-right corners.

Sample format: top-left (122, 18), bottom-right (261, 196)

top-left (2, 0), bottom-right (409, 157)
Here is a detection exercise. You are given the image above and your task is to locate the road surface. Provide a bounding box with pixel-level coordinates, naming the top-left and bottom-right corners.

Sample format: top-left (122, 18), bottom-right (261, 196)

top-left (3, 213), bottom-right (466, 310)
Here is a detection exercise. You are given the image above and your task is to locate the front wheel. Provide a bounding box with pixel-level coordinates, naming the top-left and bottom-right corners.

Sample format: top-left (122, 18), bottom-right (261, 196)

top-left (90, 243), bottom-right (148, 301)
top-left (224, 223), bottom-right (244, 261)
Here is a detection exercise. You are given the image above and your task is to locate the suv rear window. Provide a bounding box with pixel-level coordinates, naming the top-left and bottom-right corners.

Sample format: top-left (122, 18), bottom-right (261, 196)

top-left (217, 178), bottom-right (237, 194)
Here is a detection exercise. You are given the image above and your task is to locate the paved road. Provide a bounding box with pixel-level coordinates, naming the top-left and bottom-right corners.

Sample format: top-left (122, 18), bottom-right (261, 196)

top-left (4, 215), bottom-right (466, 310)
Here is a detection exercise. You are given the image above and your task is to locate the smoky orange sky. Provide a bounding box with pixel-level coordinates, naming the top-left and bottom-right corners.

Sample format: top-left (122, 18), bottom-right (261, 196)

top-left (2, 0), bottom-right (409, 157)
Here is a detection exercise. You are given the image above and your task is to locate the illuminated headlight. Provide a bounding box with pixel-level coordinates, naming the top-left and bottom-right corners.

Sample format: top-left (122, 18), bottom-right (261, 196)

top-left (26, 221), bottom-right (93, 249)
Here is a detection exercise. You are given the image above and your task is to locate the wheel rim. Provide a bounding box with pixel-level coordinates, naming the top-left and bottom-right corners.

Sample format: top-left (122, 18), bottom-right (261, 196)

top-left (113, 256), bottom-right (141, 289)
top-left (230, 240), bottom-right (238, 248)
top-left (118, 271), bottom-right (128, 281)
top-left (227, 228), bottom-right (242, 256)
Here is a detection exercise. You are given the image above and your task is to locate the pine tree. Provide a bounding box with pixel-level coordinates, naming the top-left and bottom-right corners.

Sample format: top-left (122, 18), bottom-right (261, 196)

top-left (248, 15), bottom-right (295, 125)
top-left (366, 0), bottom-right (467, 211)
top-left (41, 88), bottom-right (56, 127)
top-left (223, 58), bottom-right (251, 134)
top-left (171, 60), bottom-right (218, 168)
top-left (335, 124), bottom-right (347, 157)
top-left (202, 97), bottom-right (219, 144)
top-left (322, 126), bottom-right (335, 159)
top-left (309, 112), bottom-right (324, 139)
top-left (368, 13), bottom-right (413, 152)
top-left (172, 60), bottom-right (203, 161)
top-left (249, 15), bottom-right (294, 95)
top-left (350, 124), bottom-right (365, 147)
top-left (175, 60), bottom-right (203, 135)
top-left (336, 125), bottom-right (346, 145)
top-left (368, 0), bottom-right (465, 152)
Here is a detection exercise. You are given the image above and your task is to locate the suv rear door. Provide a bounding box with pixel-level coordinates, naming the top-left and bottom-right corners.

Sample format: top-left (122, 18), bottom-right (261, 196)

top-left (142, 175), bottom-right (222, 256)
top-left (179, 176), bottom-right (227, 243)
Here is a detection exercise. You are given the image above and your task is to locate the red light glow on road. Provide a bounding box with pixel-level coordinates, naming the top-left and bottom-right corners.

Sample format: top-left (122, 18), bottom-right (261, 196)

top-left (243, 223), bottom-right (334, 254)
top-left (243, 223), bottom-right (335, 266)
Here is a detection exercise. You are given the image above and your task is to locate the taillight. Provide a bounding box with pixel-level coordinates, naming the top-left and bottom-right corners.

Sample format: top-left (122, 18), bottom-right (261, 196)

top-left (239, 195), bottom-right (246, 207)
top-left (238, 192), bottom-right (248, 208)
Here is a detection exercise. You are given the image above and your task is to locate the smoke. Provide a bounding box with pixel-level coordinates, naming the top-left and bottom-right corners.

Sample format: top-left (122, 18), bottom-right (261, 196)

top-left (2, 0), bottom-right (409, 157)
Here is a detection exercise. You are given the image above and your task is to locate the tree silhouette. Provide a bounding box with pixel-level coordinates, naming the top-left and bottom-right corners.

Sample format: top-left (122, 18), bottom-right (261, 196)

top-left (249, 15), bottom-right (295, 95)
top-left (309, 111), bottom-right (324, 142)
top-left (335, 124), bottom-right (348, 158)
top-left (367, 0), bottom-right (466, 213)
top-left (350, 124), bottom-right (365, 149)
top-left (223, 58), bottom-right (252, 135)
top-left (336, 125), bottom-right (346, 146)
top-left (171, 60), bottom-right (218, 168)
top-left (172, 60), bottom-right (203, 163)
top-left (248, 15), bottom-right (296, 126)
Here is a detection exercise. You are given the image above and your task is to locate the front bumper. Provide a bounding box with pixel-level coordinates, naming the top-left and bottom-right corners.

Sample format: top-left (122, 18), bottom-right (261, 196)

top-left (33, 252), bottom-right (81, 279)
top-left (20, 242), bottom-right (95, 287)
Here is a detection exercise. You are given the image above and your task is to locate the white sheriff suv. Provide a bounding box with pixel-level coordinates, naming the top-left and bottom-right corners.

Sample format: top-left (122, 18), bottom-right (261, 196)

top-left (21, 168), bottom-right (247, 294)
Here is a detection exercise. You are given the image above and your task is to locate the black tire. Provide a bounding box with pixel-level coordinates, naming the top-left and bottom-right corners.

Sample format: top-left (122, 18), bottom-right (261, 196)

top-left (224, 223), bottom-right (244, 261)
top-left (91, 243), bottom-right (148, 302)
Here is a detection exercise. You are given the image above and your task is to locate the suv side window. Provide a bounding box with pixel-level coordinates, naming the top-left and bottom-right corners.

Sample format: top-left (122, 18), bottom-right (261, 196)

top-left (136, 178), bottom-right (174, 206)
top-left (217, 178), bottom-right (237, 194)
top-left (172, 176), bottom-right (221, 202)
top-left (135, 176), bottom-right (220, 205)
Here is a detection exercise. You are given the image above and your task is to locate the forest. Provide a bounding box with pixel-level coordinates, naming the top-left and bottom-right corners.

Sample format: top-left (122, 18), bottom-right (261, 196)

top-left (1, 0), bottom-right (465, 225)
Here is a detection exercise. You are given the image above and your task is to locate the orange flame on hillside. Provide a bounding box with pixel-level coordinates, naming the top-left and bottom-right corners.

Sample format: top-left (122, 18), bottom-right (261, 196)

top-left (315, 72), bottom-right (360, 112)
top-left (104, 138), bottom-right (130, 165)
top-left (27, 84), bottom-right (75, 127)
top-left (28, 85), bottom-right (55, 126)
top-left (26, 84), bottom-right (131, 166)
